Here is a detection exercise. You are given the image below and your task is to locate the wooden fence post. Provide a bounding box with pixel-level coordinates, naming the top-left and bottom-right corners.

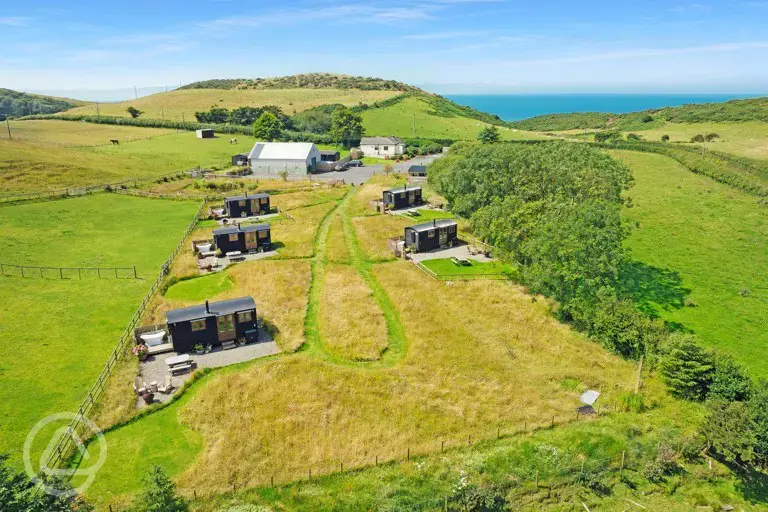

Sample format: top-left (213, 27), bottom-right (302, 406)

top-left (78, 268), bottom-right (82, 279)
top-left (620, 451), bottom-right (626, 471)
top-left (271, 475), bottom-right (274, 487)
top-left (441, 440), bottom-right (444, 452)
top-left (375, 455), bottom-right (378, 466)
top-left (97, 268), bottom-right (101, 279)
top-left (115, 268), bottom-right (118, 278)
top-left (134, 265), bottom-right (137, 279)
top-left (407, 448), bottom-right (410, 461)
top-left (60, 268), bottom-right (63, 279)
top-left (308, 468), bottom-right (312, 480)
top-left (40, 267), bottom-right (43, 278)
top-left (551, 416), bottom-right (554, 428)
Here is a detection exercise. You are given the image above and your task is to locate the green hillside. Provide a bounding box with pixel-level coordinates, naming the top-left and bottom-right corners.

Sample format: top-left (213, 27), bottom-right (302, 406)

top-left (0, 88), bottom-right (87, 120)
top-left (179, 73), bottom-right (417, 92)
top-left (512, 96), bottom-right (768, 131)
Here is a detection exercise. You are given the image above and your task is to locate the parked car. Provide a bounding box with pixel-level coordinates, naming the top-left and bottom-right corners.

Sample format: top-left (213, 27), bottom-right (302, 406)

top-left (348, 160), bottom-right (364, 167)
top-left (333, 162), bottom-right (350, 171)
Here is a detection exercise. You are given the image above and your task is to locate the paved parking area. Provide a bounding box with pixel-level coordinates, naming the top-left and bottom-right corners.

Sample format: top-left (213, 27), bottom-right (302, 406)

top-left (135, 327), bottom-right (279, 408)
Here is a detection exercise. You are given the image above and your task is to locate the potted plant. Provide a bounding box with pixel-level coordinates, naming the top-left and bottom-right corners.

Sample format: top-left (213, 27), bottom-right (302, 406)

top-left (133, 343), bottom-right (149, 361)
top-left (194, 343), bottom-right (206, 355)
top-left (141, 392), bottom-right (154, 404)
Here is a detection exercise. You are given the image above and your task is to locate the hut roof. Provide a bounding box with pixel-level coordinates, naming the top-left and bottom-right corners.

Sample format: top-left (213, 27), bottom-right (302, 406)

top-left (166, 296), bottom-right (256, 324)
top-left (225, 193), bottom-right (269, 201)
top-left (383, 185), bottom-right (422, 194)
top-left (407, 219), bottom-right (457, 233)
top-left (213, 223), bottom-right (269, 236)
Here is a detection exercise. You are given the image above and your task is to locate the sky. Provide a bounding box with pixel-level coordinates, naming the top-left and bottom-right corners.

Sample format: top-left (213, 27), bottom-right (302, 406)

top-left (1, 0), bottom-right (768, 99)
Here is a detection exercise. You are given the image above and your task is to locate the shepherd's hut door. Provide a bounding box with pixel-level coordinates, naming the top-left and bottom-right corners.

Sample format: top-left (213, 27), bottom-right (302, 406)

top-left (408, 191), bottom-right (415, 204)
top-left (439, 227), bottom-right (448, 246)
top-left (217, 314), bottom-right (236, 342)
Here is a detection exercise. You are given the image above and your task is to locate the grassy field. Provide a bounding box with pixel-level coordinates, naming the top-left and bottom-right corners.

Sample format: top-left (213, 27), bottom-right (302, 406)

top-left (362, 96), bottom-right (548, 141)
top-left (1, 119), bottom-right (175, 147)
top-left (63, 88), bottom-right (402, 120)
top-left (80, 183), bottom-right (634, 510)
top-left (420, 258), bottom-right (516, 279)
top-left (611, 150), bottom-right (768, 376)
top-left (319, 264), bottom-right (388, 361)
top-left (0, 194), bottom-right (199, 467)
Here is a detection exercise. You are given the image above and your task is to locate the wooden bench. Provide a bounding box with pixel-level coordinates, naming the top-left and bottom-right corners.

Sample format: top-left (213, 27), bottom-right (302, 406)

top-left (170, 363), bottom-right (193, 375)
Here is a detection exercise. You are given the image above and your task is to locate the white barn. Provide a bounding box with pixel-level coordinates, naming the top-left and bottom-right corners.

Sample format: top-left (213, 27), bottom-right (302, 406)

top-left (247, 142), bottom-right (322, 175)
top-left (359, 136), bottom-right (405, 158)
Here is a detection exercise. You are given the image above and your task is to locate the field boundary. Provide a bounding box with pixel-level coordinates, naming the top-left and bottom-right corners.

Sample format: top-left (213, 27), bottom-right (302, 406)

top-left (42, 199), bottom-right (206, 471)
top-left (0, 263), bottom-right (138, 279)
top-left (415, 260), bottom-right (512, 281)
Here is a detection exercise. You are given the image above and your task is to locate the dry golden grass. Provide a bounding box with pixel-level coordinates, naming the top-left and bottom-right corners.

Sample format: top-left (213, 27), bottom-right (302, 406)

top-left (171, 261), bottom-right (633, 494)
top-left (326, 215), bottom-right (350, 264)
top-left (347, 174), bottom-right (407, 217)
top-left (144, 259), bottom-right (310, 352)
top-left (319, 264), bottom-right (387, 361)
top-left (87, 354), bottom-right (139, 430)
top-left (3, 120), bottom-right (175, 147)
top-left (352, 215), bottom-right (412, 261)
top-left (272, 201), bottom-right (338, 259)
top-left (270, 187), bottom-right (348, 211)
top-left (171, 226), bottom-right (214, 278)
top-left (64, 88), bottom-right (401, 121)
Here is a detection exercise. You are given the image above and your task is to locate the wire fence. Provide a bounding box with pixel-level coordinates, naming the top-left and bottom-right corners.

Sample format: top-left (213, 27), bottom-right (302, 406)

top-left (0, 263), bottom-right (138, 279)
top-left (415, 261), bottom-right (512, 281)
top-left (42, 200), bottom-right (206, 471)
top-left (0, 169), bottom-right (197, 206)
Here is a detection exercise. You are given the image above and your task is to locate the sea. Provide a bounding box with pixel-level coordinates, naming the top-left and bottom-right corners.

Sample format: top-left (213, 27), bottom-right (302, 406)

top-left (444, 94), bottom-right (766, 122)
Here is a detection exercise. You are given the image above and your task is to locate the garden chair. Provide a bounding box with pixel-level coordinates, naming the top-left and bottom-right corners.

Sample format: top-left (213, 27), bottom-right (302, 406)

top-left (158, 375), bottom-right (174, 394)
top-left (133, 377), bottom-right (146, 395)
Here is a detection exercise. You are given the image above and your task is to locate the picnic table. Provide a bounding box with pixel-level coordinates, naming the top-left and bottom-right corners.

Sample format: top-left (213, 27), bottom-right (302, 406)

top-left (227, 251), bottom-right (245, 262)
top-left (165, 354), bottom-right (190, 367)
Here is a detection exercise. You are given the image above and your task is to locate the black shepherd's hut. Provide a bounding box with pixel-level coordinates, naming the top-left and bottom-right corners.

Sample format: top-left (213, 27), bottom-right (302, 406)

top-left (404, 219), bottom-right (458, 252)
top-left (225, 193), bottom-right (270, 218)
top-left (319, 150), bottom-right (340, 162)
top-left (214, 224), bottom-right (272, 254)
top-left (232, 153), bottom-right (248, 166)
top-left (408, 165), bottom-right (427, 177)
top-left (382, 185), bottom-right (422, 210)
top-left (166, 296), bottom-right (258, 353)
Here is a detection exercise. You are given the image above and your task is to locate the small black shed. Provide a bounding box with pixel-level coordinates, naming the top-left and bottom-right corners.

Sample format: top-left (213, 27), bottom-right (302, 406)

top-left (196, 128), bottom-right (215, 139)
top-left (232, 153), bottom-right (248, 166)
top-left (319, 150), bottom-right (340, 162)
top-left (408, 165), bottom-right (427, 177)
top-left (166, 296), bottom-right (258, 353)
top-left (214, 223), bottom-right (272, 254)
top-left (382, 185), bottom-right (423, 210)
top-left (404, 219), bottom-right (458, 252)
top-left (225, 193), bottom-right (270, 218)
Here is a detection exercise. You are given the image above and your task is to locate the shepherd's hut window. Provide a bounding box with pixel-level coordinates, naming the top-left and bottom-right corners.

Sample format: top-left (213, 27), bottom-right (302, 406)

top-left (260, 198), bottom-right (268, 204)
top-left (229, 233), bottom-right (238, 242)
top-left (239, 200), bottom-right (246, 207)
top-left (191, 319), bottom-right (206, 331)
top-left (428, 230), bottom-right (435, 238)
top-left (258, 230), bottom-right (268, 239)
top-left (238, 311), bottom-right (253, 323)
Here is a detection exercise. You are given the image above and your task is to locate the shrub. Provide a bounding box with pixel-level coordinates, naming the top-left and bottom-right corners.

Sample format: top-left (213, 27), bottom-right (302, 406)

top-left (618, 391), bottom-right (647, 413)
top-left (708, 354), bottom-right (752, 401)
top-left (704, 133), bottom-right (720, 142)
top-left (701, 399), bottom-right (757, 463)
top-left (641, 114), bottom-right (654, 123)
top-left (626, 133), bottom-right (644, 141)
top-left (660, 334), bottom-right (714, 401)
top-left (135, 465), bottom-right (188, 512)
top-left (661, 134), bottom-right (670, 142)
top-left (690, 134), bottom-right (706, 143)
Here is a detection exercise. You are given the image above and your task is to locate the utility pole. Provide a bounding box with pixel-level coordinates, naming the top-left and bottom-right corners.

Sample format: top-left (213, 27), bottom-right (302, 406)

top-left (134, 85), bottom-right (138, 100)
top-left (412, 114), bottom-right (416, 137)
top-left (161, 105), bottom-right (164, 119)
top-left (96, 102), bottom-right (100, 117)
top-left (6, 119), bottom-right (11, 140)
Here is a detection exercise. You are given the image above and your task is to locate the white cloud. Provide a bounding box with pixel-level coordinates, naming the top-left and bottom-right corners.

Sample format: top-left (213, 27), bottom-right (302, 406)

top-left (0, 16), bottom-right (30, 26)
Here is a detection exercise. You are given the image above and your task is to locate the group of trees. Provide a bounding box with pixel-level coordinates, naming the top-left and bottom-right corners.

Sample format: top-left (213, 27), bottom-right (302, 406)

top-left (477, 125), bottom-right (501, 143)
top-left (0, 456), bottom-right (187, 512)
top-left (691, 133), bottom-right (720, 143)
top-left (193, 105), bottom-right (291, 127)
top-left (0, 89), bottom-right (78, 121)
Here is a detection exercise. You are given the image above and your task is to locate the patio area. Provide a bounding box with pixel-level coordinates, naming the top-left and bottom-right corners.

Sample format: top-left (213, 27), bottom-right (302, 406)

top-left (135, 327), bottom-right (279, 409)
top-left (197, 250), bottom-right (278, 274)
top-left (409, 243), bottom-right (493, 264)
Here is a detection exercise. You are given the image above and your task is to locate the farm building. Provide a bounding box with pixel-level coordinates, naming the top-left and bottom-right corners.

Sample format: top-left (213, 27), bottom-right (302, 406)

top-left (248, 141), bottom-right (322, 175)
top-left (232, 153), bottom-right (248, 166)
top-left (383, 185), bottom-right (423, 210)
top-left (320, 150), bottom-right (340, 162)
top-left (196, 128), bottom-right (215, 139)
top-left (360, 136), bottom-right (405, 158)
top-left (214, 224), bottom-right (272, 254)
top-left (408, 165), bottom-right (427, 177)
top-left (405, 219), bottom-right (459, 253)
top-left (225, 193), bottom-right (270, 218)
top-left (166, 297), bottom-right (258, 353)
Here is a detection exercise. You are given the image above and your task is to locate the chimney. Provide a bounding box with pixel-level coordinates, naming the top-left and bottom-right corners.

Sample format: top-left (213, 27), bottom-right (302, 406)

top-left (433, 219), bottom-right (436, 227)
top-left (205, 300), bottom-right (210, 313)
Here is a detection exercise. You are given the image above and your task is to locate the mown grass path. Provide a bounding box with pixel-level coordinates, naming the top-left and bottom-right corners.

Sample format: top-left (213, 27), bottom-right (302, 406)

top-left (304, 188), bottom-right (408, 367)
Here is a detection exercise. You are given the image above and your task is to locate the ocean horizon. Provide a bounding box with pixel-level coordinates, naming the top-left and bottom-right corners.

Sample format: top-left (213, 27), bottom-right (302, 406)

top-left (445, 93), bottom-right (767, 122)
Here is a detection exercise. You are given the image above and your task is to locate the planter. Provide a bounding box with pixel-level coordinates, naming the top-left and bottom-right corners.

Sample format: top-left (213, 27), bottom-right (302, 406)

top-left (141, 392), bottom-right (154, 404)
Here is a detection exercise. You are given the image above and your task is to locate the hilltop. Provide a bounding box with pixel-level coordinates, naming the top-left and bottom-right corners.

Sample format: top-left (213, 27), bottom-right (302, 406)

top-left (511, 95), bottom-right (768, 131)
top-left (0, 88), bottom-right (88, 120)
top-left (179, 73), bottom-right (417, 92)
top-left (61, 73), bottom-right (514, 140)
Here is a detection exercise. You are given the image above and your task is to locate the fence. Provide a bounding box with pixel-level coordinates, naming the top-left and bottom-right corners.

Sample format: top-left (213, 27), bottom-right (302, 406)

top-left (0, 169), bottom-right (197, 206)
top-left (42, 199), bottom-right (206, 471)
top-left (415, 261), bottom-right (512, 282)
top-left (0, 263), bottom-right (138, 279)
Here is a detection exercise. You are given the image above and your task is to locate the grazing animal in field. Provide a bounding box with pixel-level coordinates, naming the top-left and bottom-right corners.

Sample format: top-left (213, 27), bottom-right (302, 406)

top-left (110, 139), bottom-right (119, 145)
top-left (229, 138), bottom-right (238, 144)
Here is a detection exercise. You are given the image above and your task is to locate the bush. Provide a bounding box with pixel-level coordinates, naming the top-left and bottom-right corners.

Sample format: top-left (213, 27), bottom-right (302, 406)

top-left (626, 133), bottom-right (644, 141)
top-left (690, 134), bottom-right (706, 143)
top-left (709, 354), bottom-right (752, 401)
top-left (660, 334), bottom-right (714, 401)
top-left (661, 134), bottom-right (670, 142)
top-left (701, 399), bottom-right (757, 463)
top-left (618, 391), bottom-right (647, 413)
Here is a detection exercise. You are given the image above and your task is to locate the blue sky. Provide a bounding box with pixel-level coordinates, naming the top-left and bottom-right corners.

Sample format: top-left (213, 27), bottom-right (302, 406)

top-left (1, 0), bottom-right (768, 98)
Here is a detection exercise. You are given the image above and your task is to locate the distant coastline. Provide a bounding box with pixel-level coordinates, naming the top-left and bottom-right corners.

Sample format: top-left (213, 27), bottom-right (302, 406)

top-left (445, 93), bottom-right (767, 122)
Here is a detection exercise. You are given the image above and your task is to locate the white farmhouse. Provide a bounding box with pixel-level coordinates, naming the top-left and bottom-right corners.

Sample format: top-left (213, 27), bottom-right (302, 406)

top-left (247, 142), bottom-right (322, 175)
top-left (359, 136), bottom-right (405, 158)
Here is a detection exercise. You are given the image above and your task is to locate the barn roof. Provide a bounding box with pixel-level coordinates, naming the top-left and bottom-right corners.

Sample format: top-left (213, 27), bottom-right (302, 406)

top-left (225, 193), bottom-right (269, 201)
top-left (383, 185), bottom-right (422, 194)
top-left (407, 219), bottom-right (457, 233)
top-left (360, 136), bottom-right (403, 145)
top-left (248, 142), bottom-right (317, 161)
top-left (166, 296), bottom-right (256, 324)
top-left (213, 223), bottom-right (270, 236)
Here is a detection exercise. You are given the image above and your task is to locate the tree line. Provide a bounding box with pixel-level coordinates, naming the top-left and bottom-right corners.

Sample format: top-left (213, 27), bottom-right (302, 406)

top-left (0, 89), bottom-right (79, 121)
top-left (428, 140), bottom-right (768, 471)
